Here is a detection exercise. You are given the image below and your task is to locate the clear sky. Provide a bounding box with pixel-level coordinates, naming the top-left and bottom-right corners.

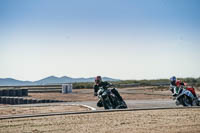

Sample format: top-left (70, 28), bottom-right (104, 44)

top-left (0, 0), bottom-right (200, 81)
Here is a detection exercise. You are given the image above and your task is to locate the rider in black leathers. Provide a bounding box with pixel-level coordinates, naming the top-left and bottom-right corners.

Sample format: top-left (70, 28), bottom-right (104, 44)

top-left (93, 76), bottom-right (123, 107)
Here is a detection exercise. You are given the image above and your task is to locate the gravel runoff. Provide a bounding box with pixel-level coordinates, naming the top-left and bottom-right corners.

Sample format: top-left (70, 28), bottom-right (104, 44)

top-left (0, 108), bottom-right (200, 133)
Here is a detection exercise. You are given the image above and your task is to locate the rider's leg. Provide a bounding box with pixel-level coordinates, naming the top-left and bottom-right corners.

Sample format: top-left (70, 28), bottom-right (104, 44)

top-left (111, 88), bottom-right (123, 101)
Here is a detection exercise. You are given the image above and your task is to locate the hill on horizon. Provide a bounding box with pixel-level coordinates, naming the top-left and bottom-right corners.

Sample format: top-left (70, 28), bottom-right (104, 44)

top-left (0, 76), bottom-right (119, 86)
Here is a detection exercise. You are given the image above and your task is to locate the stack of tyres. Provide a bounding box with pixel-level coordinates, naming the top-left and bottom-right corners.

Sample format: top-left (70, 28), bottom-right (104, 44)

top-left (32, 99), bottom-right (37, 104)
top-left (0, 90), bottom-right (2, 96)
top-left (23, 99), bottom-right (28, 104)
top-left (9, 89), bottom-right (16, 97)
top-left (10, 97), bottom-right (15, 105)
top-left (22, 89), bottom-right (28, 96)
top-left (2, 90), bottom-right (9, 96)
top-left (16, 89), bottom-right (22, 96)
top-left (1, 97), bottom-right (5, 104)
top-left (27, 99), bottom-right (33, 104)
top-left (14, 98), bottom-right (19, 104)
top-left (45, 100), bottom-right (50, 103)
top-left (18, 98), bottom-right (24, 104)
top-left (6, 97), bottom-right (11, 104)
top-left (0, 89), bottom-right (26, 96)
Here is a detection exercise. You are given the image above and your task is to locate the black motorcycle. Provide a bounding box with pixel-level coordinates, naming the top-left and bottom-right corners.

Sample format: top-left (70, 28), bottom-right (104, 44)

top-left (97, 87), bottom-right (127, 110)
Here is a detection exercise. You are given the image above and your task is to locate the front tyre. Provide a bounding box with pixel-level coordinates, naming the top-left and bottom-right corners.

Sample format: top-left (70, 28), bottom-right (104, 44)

top-left (180, 95), bottom-right (193, 106)
top-left (102, 94), bottom-right (113, 110)
top-left (102, 99), bottom-right (113, 109)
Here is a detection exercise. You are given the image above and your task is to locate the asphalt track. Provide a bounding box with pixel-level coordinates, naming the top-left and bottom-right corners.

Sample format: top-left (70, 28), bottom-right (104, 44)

top-left (64, 99), bottom-right (178, 110)
top-left (1, 99), bottom-right (191, 120)
top-left (0, 99), bottom-right (177, 110)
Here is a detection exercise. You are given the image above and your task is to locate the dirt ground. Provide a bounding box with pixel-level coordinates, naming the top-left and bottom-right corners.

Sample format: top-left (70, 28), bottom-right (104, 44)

top-left (0, 87), bottom-right (200, 133)
top-left (1, 108), bottom-right (200, 133)
top-left (0, 87), bottom-right (174, 116)
top-left (0, 105), bottom-right (90, 116)
top-left (28, 87), bottom-right (173, 102)
top-left (28, 86), bottom-right (200, 102)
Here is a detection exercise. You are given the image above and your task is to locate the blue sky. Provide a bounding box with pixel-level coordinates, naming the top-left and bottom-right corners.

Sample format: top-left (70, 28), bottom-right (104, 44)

top-left (0, 0), bottom-right (200, 81)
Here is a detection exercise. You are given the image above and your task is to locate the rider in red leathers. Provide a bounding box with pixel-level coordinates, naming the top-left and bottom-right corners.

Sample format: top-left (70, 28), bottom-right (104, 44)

top-left (170, 76), bottom-right (197, 97)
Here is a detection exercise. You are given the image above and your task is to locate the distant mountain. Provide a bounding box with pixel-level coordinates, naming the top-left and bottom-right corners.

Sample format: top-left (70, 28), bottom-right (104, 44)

top-left (0, 78), bottom-right (33, 86)
top-left (0, 76), bottom-right (119, 86)
top-left (34, 76), bottom-right (74, 85)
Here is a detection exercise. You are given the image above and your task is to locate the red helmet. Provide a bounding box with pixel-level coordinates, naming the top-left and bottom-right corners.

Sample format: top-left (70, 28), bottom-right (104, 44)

top-left (95, 76), bottom-right (102, 84)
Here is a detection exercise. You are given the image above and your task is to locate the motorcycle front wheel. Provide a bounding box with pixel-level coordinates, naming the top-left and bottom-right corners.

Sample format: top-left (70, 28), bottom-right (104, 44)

top-left (102, 97), bottom-right (113, 110)
top-left (180, 95), bottom-right (193, 106)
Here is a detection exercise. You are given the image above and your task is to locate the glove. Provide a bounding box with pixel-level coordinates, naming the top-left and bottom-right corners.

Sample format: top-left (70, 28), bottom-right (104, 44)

top-left (172, 93), bottom-right (177, 97)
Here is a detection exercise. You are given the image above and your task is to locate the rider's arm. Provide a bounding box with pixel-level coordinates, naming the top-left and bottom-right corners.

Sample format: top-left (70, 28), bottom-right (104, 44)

top-left (104, 82), bottom-right (113, 88)
top-left (169, 85), bottom-right (174, 93)
top-left (93, 85), bottom-right (98, 96)
top-left (170, 85), bottom-right (178, 97)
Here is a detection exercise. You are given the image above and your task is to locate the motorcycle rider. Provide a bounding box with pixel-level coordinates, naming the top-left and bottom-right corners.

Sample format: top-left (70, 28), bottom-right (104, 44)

top-left (93, 76), bottom-right (124, 107)
top-left (170, 76), bottom-right (197, 97)
top-left (170, 76), bottom-right (185, 87)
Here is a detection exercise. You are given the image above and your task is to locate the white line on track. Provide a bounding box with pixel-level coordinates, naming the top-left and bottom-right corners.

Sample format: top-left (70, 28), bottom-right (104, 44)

top-left (69, 104), bottom-right (96, 111)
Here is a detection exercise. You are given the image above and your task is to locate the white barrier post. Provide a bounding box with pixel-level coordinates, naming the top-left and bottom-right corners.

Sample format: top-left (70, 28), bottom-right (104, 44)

top-left (62, 84), bottom-right (73, 94)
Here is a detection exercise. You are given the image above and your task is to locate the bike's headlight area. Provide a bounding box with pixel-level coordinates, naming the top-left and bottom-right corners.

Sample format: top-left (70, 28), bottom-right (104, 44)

top-left (97, 90), bottom-right (103, 96)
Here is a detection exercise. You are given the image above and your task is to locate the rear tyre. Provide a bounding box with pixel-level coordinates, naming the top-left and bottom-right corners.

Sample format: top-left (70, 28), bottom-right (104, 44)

top-left (121, 100), bottom-right (128, 108)
top-left (115, 100), bottom-right (127, 109)
top-left (195, 98), bottom-right (200, 106)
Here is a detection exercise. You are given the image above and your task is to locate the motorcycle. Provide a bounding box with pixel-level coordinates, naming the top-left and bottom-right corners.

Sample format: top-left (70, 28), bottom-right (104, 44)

top-left (170, 85), bottom-right (200, 106)
top-left (97, 87), bottom-right (127, 110)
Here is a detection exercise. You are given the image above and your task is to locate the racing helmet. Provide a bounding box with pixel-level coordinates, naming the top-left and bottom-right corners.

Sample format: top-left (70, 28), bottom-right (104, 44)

top-left (95, 76), bottom-right (102, 84)
top-left (170, 76), bottom-right (176, 86)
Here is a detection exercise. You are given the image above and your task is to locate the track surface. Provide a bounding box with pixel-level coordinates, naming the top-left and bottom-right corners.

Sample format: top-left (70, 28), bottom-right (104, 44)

top-left (0, 99), bottom-right (190, 120)
top-left (64, 99), bottom-right (177, 110)
top-left (1, 99), bottom-right (177, 110)
top-left (2, 106), bottom-right (199, 120)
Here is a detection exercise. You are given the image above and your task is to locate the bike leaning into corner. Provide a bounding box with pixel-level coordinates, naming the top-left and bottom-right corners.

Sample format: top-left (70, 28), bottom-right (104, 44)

top-left (94, 76), bottom-right (127, 110)
top-left (169, 76), bottom-right (200, 106)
